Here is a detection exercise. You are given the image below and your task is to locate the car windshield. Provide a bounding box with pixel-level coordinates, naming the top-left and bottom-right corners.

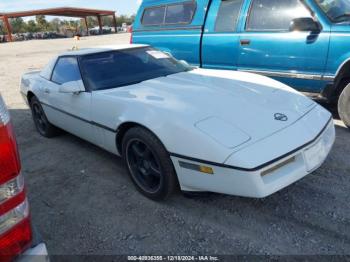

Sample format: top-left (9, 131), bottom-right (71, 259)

top-left (79, 47), bottom-right (192, 91)
top-left (315, 0), bottom-right (350, 22)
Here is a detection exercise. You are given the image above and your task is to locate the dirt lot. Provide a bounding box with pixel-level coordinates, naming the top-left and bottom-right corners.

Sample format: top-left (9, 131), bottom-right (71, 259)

top-left (0, 33), bottom-right (349, 256)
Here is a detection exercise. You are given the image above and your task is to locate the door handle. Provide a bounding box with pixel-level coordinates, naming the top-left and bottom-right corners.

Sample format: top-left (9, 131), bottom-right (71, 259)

top-left (240, 39), bottom-right (251, 46)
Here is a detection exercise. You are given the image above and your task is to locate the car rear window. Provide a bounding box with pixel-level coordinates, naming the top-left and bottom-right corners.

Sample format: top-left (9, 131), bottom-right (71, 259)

top-left (142, 1), bottom-right (196, 26)
top-left (79, 47), bottom-right (191, 91)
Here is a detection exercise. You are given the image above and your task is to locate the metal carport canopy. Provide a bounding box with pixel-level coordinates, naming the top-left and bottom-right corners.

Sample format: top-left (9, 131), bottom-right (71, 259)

top-left (0, 7), bottom-right (117, 41)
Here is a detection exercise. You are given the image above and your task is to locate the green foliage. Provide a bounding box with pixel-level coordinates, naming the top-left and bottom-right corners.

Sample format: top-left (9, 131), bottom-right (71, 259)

top-left (25, 20), bottom-right (38, 33)
top-left (10, 17), bottom-right (26, 33)
top-left (36, 15), bottom-right (50, 31)
top-left (115, 14), bottom-right (135, 27)
top-left (0, 21), bottom-right (5, 35)
top-left (50, 18), bottom-right (61, 32)
top-left (87, 16), bottom-right (98, 28)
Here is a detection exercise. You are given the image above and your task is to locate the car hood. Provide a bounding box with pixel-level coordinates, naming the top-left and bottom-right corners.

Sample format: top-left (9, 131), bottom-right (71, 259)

top-left (104, 68), bottom-right (315, 149)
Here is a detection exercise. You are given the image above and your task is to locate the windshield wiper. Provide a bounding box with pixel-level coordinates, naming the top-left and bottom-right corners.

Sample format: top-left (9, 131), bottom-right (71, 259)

top-left (333, 13), bottom-right (350, 22)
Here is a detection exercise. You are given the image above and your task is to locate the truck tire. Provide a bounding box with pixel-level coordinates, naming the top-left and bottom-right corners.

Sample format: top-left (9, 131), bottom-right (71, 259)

top-left (338, 83), bottom-right (350, 129)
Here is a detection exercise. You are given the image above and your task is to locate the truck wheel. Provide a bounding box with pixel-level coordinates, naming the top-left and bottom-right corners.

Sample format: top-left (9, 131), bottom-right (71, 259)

top-left (338, 83), bottom-right (350, 129)
top-left (30, 96), bottom-right (60, 137)
top-left (122, 127), bottom-right (178, 201)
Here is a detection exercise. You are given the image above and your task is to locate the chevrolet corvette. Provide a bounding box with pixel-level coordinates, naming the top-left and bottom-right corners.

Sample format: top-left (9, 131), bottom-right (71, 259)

top-left (20, 45), bottom-right (335, 200)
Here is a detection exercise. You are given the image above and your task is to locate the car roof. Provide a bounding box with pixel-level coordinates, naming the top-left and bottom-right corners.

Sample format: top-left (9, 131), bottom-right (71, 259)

top-left (59, 44), bottom-right (149, 57)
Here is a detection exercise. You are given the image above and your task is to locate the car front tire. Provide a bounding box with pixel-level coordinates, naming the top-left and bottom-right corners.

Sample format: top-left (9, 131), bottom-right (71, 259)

top-left (29, 96), bottom-right (59, 137)
top-left (338, 83), bottom-right (350, 129)
top-left (122, 127), bottom-right (178, 201)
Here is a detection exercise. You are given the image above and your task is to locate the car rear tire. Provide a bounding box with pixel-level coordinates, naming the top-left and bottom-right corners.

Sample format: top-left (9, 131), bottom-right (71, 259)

top-left (30, 96), bottom-right (59, 137)
top-left (338, 83), bottom-right (350, 129)
top-left (122, 127), bottom-right (178, 201)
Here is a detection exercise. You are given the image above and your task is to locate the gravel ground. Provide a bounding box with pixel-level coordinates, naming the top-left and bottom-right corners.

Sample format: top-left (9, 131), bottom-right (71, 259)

top-left (0, 33), bottom-right (349, 256)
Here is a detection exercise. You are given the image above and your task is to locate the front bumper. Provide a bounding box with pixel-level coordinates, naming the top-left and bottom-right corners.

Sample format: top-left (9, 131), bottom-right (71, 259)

top-left (171, 119), bottom-right (335, 198)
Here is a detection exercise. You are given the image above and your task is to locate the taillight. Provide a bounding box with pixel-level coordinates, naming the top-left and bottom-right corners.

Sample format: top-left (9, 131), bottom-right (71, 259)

top-left (129, 26), bottom-right (133, 44)
top-left (0, 95), bottom-right (32, 261)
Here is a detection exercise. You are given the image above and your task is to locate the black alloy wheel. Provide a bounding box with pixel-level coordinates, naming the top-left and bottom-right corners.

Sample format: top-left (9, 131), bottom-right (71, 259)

top-left (122, 127), bottom-right (178, 200)
top-left (30, 96), bottom-right (59, 137)
top-left (126, 138), bottom-right (162, 193)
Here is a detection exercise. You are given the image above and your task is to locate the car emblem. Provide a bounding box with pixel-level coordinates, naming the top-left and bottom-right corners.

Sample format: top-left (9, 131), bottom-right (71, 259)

top-left (274, 113), bottom-right (288, 121)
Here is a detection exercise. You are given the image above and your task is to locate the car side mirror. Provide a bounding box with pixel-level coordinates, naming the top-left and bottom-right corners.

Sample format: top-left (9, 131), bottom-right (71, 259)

top-left (289, 17), bottom-right (321, 32)
top-left (59, 81), bottom-right (84, 94)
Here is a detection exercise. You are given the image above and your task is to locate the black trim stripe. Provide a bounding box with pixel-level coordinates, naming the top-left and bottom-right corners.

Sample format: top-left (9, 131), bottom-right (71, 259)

top-left (40, 102), bottom-right (116, 133)
top-left (170, 117), bottom-right (332, 172)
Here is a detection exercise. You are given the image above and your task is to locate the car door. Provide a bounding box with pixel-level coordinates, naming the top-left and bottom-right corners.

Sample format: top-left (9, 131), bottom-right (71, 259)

top-left (237, 0), bottom-right (330, 92)
top-left (201, 0), bottom-right (245, 69)
top-left (43, 56), bottom-right (96, 144)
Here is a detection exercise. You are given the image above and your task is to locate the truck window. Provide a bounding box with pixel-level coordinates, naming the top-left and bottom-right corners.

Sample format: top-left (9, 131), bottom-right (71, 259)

top-left (165, 2), bottom-right (196, 24)
top-left (142, 6), bottom-right (166, 25)
top-left (315, 0), bottom-right (350, 23)
top-left (51, 57), bottom-right (81, 85)
top-left (246, 0), bottom-right (312, 31)
top-left (215, 0), bottom-right (244, 32)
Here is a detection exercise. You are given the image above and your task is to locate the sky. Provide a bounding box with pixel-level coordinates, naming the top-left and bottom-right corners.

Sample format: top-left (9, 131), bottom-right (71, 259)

top-left (0, 0), bottom-right (142, 16)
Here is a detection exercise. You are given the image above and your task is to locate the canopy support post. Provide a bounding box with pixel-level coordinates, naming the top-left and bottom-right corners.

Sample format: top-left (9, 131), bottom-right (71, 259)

top-left (112, 14), bottom-right (117, 33)
top-left (84, 17), bottom-right (89, 35)
top-left (3, 16), bottom-right (12, 42)
top-left (97, 15), bottom-right (103, 34)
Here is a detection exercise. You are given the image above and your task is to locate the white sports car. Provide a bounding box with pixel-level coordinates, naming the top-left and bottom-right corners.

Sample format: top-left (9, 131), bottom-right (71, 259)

top-left (20, 45), bottom-right (335, 200)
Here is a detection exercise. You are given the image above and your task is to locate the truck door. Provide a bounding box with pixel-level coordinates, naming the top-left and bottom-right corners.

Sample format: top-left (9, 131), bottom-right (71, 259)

top-left (236, 0), bottom-right (330, 92)
top-left (201, 0), bottom-right (245, 69)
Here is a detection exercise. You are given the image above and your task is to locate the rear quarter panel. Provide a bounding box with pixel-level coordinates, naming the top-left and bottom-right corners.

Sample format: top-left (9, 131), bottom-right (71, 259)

top-left (20, 72), bottom-right (43, 103)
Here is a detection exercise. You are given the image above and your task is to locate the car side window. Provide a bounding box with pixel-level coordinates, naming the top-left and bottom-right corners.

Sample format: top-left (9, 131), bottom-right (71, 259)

top-left (164, 2), bottom-right (196, 24)
top-left (215, 0), bottom-right (244, 32)
top-left (246, 0), bottom-right (312, 31)
top-left (51, 57), bottom-right (82, 85)
top-left (142, 6), bottom-right (166, 25)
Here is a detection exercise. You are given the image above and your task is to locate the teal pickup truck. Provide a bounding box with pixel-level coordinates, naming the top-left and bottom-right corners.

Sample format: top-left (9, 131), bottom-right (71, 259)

top-left (132, 0), bottom-right (350, 128)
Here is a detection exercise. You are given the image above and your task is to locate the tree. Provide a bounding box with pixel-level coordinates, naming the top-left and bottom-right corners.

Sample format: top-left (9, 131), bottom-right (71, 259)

top-left (0, 21), bottom-right (5, 35)
top-left (87, 16), bottom-right (98, 28)
top-left (115, 15), bottom-right (127, 27)
top-left (25, 20), bottom-right (38, 33)
top-left (50, 18), bottom-right (61, 32)
top-left (114, 14), bottom-right (135, 27)
top-left (36, 15), bottom-right (49, 31)
top-left (102, 16), bottom-right (113, 27)
top-left (10, 17), bottom-right (26, 33)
